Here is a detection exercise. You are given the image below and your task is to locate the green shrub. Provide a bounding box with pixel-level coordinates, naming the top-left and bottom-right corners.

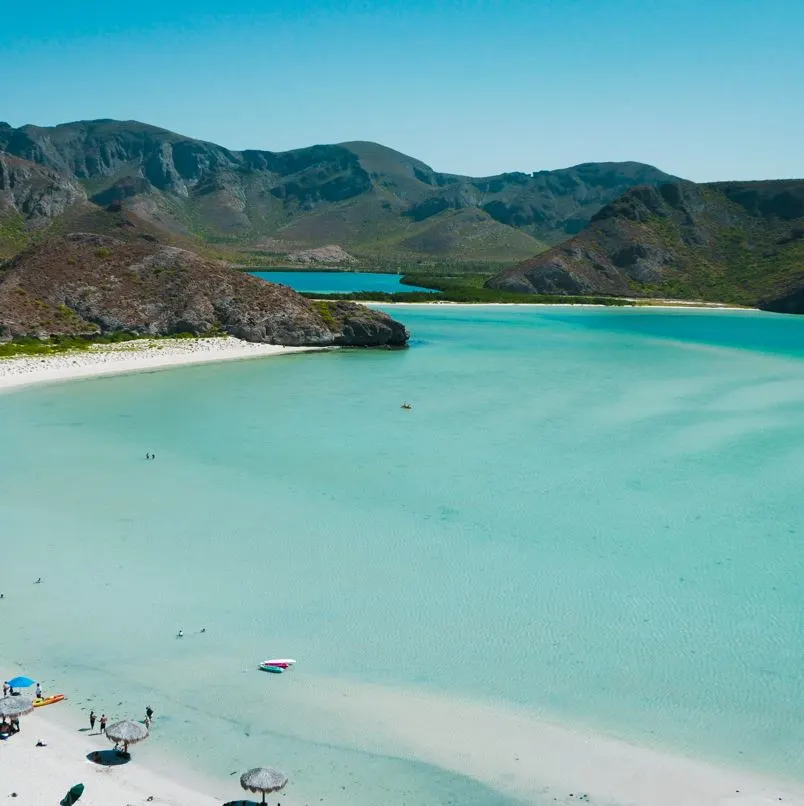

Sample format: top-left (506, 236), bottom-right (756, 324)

top-left (312, 300), bottom-right (339, 329)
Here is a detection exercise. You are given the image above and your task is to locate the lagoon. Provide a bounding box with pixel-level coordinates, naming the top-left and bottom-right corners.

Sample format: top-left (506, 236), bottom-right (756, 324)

top-left (250, 270), bottom-right (437, 294)
top-left (1, 306), bottom-right (804, 805)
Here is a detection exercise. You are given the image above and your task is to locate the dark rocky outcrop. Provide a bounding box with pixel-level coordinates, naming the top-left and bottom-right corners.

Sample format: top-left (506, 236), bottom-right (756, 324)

top-left (0, 119), bottom-right (674, 261)
top-left (487, 180), bottom-right (804, 306)
top-left (0, 234), bottom-right (409, 346)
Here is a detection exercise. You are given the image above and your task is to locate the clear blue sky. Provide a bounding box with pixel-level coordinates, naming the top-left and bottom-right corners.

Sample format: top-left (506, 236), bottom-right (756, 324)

top-left (2, 0), bottom-right (802, 181)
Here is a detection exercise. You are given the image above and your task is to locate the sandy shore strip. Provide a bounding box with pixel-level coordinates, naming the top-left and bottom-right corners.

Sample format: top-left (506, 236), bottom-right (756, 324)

top-left (0, 336), bottom-right (323, 394)
top-left (281, 676), bottom-right (804, 806)
top-left (357, 300), bottom-right (747, 310)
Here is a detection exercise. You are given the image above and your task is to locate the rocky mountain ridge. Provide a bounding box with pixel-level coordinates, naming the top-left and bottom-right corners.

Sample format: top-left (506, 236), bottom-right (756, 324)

top-left (0, 119), bottom-right (674, 261)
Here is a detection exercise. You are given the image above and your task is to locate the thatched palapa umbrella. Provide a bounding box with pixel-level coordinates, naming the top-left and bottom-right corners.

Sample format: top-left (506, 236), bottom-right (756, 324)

top-left (240, 767), bottom-right (288, 804)
top-left (0, 696), bottom-right (34, 719)
top-left (104, 719), bottom-right (149, 754)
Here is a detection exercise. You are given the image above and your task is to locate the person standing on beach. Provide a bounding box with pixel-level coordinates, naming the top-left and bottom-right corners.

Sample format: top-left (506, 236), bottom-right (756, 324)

top-left (35, 683), bottom-right (42, 700)
top-left (2, 682), bottom-right (7, 697)
top-left (145, 705), bottom-right (154, 722)
top-left (89, 710), bottom-right (96, 731)
top-left (99, 714), bottom-right (107, 735)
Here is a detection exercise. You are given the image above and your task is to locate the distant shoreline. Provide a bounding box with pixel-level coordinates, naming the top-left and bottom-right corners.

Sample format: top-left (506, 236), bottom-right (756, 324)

top-left (354, 299), bottom-right (749, 310)
top-left (0, 336), bottom-right (322, 394)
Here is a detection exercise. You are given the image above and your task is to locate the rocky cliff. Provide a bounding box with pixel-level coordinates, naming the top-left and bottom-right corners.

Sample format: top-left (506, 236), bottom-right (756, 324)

top-left (0, 119), bottom-right (674, 261)
top-left (486, 180), bottom-right (804, 306)
top-left (0, 153), bottom-right (86, 223)
top-left (0, 233), bottom-right (409, 346)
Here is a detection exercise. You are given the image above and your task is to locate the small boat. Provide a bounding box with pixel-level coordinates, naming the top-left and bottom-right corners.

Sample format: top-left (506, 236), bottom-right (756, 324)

top-left (259, 664), bottom-right (284, 674)
top-left (33, 694), bottom-right (65, 708)
top-left (263, 658), bottom-right (296, 667)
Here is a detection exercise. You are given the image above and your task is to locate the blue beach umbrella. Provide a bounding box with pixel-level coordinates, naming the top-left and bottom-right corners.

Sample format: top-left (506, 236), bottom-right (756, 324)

top-left (6, 676), bottom-right (36, 688)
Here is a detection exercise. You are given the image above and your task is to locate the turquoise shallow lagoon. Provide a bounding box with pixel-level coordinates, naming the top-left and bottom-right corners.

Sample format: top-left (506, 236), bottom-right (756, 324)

top-left (1, 306), bottom-right (804, 804)
top-left (250, 269), bottom-right (437, 294)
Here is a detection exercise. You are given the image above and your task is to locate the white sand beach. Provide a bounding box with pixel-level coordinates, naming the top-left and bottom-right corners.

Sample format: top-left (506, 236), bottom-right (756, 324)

top-left (1, 706), bottom-right (223, 806)
top-left (0, 336), bottom-right (323, 394)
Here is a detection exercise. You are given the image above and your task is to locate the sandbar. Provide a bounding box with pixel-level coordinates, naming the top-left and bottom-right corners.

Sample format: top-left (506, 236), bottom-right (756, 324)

top-left (279, 676), bottom-right (804, 806)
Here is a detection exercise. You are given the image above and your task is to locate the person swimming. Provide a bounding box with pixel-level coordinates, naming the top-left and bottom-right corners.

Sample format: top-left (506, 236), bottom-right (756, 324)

top-left (176, 629), bottom-right (184, 638)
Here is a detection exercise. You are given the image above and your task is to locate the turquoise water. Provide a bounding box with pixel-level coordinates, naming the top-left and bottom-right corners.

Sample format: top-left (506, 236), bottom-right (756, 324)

top-left (2, 306), bottom-right (804, 803)
top-left (250, 270), bottom-right (437, 294)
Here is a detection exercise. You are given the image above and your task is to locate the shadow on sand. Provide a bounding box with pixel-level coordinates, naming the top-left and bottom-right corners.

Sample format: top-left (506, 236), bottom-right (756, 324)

top-left (224, 801), bottom-right (282, 806)
top-left (86, 749), bottom-right (131, 766)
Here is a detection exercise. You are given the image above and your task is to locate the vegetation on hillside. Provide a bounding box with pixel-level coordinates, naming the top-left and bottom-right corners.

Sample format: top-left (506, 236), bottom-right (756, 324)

top-left (0, 331), bottom-right (206, 357)
top-left (487, 180), bottom-right (804, 308)
top-left (0, 212), bottom-right (32, 259)
top-left (301, 271), bottom-right (637, 306)
top-left (0, 234), bottom-right (408, 347)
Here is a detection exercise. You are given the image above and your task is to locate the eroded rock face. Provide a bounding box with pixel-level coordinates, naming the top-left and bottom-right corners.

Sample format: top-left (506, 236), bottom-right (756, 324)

top-left (0, 234), bottom-right (409, 347)
top-left (286, 245), bottom-right (357, 265)
top-left (0, 154), bottom-right (86, 224)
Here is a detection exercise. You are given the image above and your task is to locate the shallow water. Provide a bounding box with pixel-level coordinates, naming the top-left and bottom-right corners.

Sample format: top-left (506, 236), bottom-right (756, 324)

top-left (251, 270), bottom-right (437, 294)
top-left (2, 306), bottom-right (804, 804)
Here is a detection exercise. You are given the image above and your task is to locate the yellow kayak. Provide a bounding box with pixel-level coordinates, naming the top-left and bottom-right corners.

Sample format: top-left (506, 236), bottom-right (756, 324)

top-left (33, 694), bottom-right (65, 707)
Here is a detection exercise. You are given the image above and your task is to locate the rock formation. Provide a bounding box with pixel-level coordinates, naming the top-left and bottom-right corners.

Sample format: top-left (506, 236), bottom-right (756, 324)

top-left (0, 233), bottom-right (409, 346)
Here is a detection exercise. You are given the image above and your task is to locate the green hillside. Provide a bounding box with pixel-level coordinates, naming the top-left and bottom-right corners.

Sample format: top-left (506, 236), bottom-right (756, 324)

top-left (487, 180), bottom-right (804, 308)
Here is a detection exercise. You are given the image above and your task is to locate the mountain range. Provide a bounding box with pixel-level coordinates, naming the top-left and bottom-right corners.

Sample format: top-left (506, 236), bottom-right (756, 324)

top-left (0, 119), bottom-right (674, 262)
top-left (487, 179), bottom-right (804, 309)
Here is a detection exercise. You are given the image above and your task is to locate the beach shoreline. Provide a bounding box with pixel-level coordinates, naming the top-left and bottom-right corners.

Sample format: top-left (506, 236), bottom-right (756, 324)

top-left (4, 673), bottom-right (804, 806)
top-left (0, 336), bottom-right (324, 395)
